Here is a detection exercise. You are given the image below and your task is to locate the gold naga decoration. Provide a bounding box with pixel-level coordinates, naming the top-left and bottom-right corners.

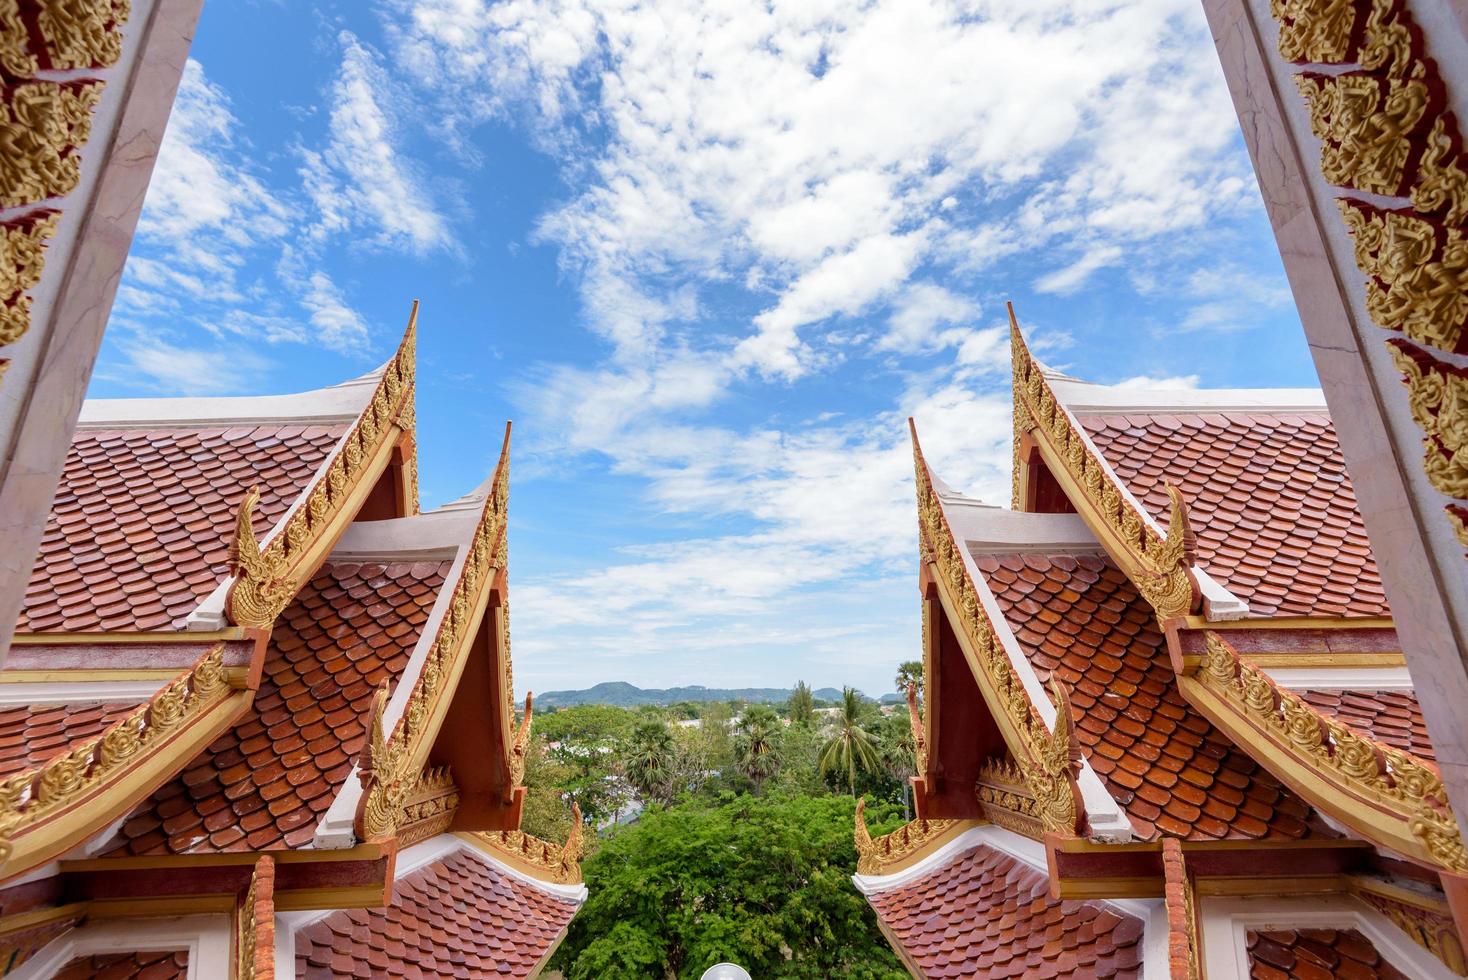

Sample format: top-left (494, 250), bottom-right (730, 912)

top-left (478, 803), bottom-right (585, 886)
top-left (853, 799), bottom-right (959, 876)
top-left (974, 756), bottom-right (1045, 840)
top-left (905, 683), bottom-right (927, 775)
top-left (236, 854), bottom-right (276, 980)
top-left (0, 644), bottom-right (229, 867)
top-left (1, 0), bottom-right (129, 365)
top-left (913, 433), bottom-right (1085, 836)
top-left (1197, 631), bottom-right (1466, 872)
top-left (227, 320), bottom-right (416, 630)
top-left (396, 767), bottom-right (460, 849)
top-left (1161, 838), bottom-right (1201, 980)
top-left (356, 435), bottom-right (511, 842)
top-left (1268, 0), bottom-right (1468, 551)
top-left (510, 693), bottom-right (532, 788)
top-left (1009, 320), bottom-right (1199, 620)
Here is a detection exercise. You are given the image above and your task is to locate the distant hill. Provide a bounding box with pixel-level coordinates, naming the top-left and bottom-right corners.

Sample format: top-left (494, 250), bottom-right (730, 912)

top-left (536, 682), bottom-right (850, 709)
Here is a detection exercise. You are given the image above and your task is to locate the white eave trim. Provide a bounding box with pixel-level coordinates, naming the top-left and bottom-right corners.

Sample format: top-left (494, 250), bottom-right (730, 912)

top-left (1047, 375), bottom-right (1328, 415)
top-left (76, 368), bottom-right (383, 429)
top-left (1266, 667), bottom-right (1415, 691)
top-left (1200, 894), bottom-right (1456, 980)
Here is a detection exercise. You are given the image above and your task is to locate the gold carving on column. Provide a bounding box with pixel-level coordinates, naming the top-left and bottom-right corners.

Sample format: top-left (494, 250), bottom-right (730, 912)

top-left (1267, 0), bottom-right (1468, 555)
top-left (0, 645), bottom-right (229, 867)
top-left (35, 0), bottom-right (131, 70)
top-left (1273, 0), bottom-right (1358, 64)
top-left (1295, 72), bottom-right (1429, 197)
top-left (0, 211), bottom-right (57, 345)
top-left (0, 1), bottom-right (36, 79)
top-left (1162, 837), bottom-right (1201, 980)
top-left (853, 798), bottom-right (958, 876)
top-left (1197, 632), bottom-right (1466, 872)
top-left (1387, 341), bottom-right (1468, 499)
top-left (0, 82), bottom-right (103, 208)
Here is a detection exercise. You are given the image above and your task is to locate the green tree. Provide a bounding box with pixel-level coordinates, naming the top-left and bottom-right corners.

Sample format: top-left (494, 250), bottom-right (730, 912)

top-left (786, 680), bottom-right (815, 726)
top-left (819, 687), bottom-right (882, 797)
top-left (894, 660), bottom-right (923, 703)
top-left (623, 720), bottom-right (675, 804)
top-left (733, 704), bottom-right (783, 794)
top-left (519, 737), bottom-right (577, 842)
top-left (550, 793), bottom-right (910, 979)
top-left (875, 710), bottom-right (918, 820)
top-left (535, 704), bottom-right (631, 826)
top-left (534, 704), bottom-right (635, 745)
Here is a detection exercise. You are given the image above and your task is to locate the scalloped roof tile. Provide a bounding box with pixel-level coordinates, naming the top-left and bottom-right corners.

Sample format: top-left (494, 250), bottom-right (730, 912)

top-left (867, 844), bottom-right (1145, 979)
top-left (0, 700), bottom-right (144, 776)
top-left (1299, 689), bottom-right (1434, 761)
top-left (1245, 928), bottom-right (1409, 979)
top-left (1079, 412), bottom-right (1388, 619)
top-left (295, 849), bottom-right (579, 979)
top-left (108, 560), bottom-right (445, 855)
top-left (54, 950), bottom-right (189, 980)
top-left (19, 424), bottom-right (345, 633)
top-left (977, 551), bottom-right (1330, 841)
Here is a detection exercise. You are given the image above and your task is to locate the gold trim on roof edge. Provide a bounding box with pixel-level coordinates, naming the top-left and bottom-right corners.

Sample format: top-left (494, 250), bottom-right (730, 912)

top-left (476, 802), bottom-right (584, 886)
top-left (913, 425), bottom-right (1085, 836)
top-left (975, 756), bottom-right (1044, 841)
top-left (0, 643), bottom-right (232, 871)
top-left (853, 799), bottom-right (960, 877)
top-left (1009, 312), bottom-right (1200, 621)
top-left (1195, 631), bottom-right (1465, 872)
top-left (354, 428), bottom-right (512, 842)
top-left (227, 311), bottom-right (417, 630)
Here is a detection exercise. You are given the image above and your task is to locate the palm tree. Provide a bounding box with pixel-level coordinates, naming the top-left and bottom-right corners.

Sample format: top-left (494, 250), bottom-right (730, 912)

top-left (623, 720), bottom-right (674, 804)
top-left (819, 687), bottom-right (882, 797)
top-left (734, 704), bottom-right (782, 794)
top-left (894, 661), bottom-right (923, 703)
top-left (787, 681), bottom-right (815, 726)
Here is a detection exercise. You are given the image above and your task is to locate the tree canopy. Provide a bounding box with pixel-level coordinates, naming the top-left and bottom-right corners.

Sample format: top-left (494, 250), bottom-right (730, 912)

top-left (550, 793), bottom-right (910, 979)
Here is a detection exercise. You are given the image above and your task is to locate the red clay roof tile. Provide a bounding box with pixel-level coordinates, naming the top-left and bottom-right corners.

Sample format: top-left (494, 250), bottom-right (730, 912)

top-left (0, 701), bottom-right (144, 777)
top-left (1080, 413), bottom-right (1388, 619)
top-left (296, 849), bottom-right (578, 979)
top-left (1245, 928), bottom-right (1409, 979)
top-left (20, 425), bottom-right (345, 634)
top-left (1299, 690), bottom-right (1434, 761)
top-left (977, 551), bottom-right (1329, 841)
top-left (867, 844), bottom-right (1145, 978)
top-left (108, 561), bottom-right (445, 855)
top-left (54, 950), bottom-right (189, 980)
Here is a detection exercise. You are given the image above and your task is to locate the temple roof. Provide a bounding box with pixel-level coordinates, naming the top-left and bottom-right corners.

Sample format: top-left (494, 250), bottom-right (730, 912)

top-left (976, 544), bottom-right (1326, 842)
top-left (1245, 928), bottom-right (1411, 980)
top-left (0, 699), bottom-right (144, 776)
top-left (864, 837), bottom-right (1145, 978)
top-left (20, 372), bottom-right (382, 634)
top-left (54, 950), bottom-right (190, 980)
top-left (295, 843), bottom-right (581, 979)
top-left (1074, 396), bottom-right (1387, 619)
top-left (109, 560), bottom-right (446, 855)
top-left (1298, 690), bottom-right (1433, 762)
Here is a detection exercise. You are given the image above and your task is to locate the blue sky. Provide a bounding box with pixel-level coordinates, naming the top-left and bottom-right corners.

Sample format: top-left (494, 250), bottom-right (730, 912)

top-left (90, 0), bottom-right (1318, 697)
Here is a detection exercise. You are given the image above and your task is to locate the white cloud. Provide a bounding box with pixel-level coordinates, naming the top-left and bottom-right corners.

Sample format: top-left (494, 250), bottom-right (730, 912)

top-left (302, 32), bottom-right (454, 254)
top-left (110, 337), bottom-right (273, 396)
top-left (1034, 244), bottom-right (1123, 294)
top-left (880, 282), bottom-right (980, 354)
top-left (1111, 374), bottom-right (1202, 390)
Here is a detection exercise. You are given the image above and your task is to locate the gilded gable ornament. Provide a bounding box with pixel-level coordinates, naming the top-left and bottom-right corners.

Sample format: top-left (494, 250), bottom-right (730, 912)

top-left (1296, 72), bottom-right (1429, 196)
